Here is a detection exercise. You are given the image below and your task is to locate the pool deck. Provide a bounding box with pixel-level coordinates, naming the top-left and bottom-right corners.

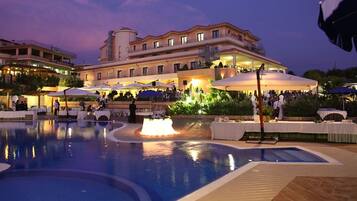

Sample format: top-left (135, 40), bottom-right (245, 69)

top-left (114, 120), bottom-right (357, 201)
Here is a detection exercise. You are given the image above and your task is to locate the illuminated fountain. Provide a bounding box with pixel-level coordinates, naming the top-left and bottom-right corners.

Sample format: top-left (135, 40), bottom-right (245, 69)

top-left (140, 117), bottom-right (179, 136)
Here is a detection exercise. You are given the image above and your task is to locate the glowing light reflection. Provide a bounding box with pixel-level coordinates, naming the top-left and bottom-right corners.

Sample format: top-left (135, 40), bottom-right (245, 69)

top-left (189, 150), bottom-right (199, 162)
top-left (228, 154), bottom-right (235, 171)
top-left (32, 146), bottom-right (36, 158)
top-left (4, 145), bottom-right (9, 160)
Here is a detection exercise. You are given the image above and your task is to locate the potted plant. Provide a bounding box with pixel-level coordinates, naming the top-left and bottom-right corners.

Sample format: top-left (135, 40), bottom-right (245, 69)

top-left (262, 105), bottom-right (273, 122)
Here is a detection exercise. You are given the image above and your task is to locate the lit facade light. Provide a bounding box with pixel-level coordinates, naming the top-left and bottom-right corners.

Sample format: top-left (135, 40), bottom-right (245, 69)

top-left (191, 79), bottom-right (200, 87)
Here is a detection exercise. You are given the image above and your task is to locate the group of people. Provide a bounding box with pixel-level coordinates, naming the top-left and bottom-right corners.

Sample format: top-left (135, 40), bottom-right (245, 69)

top-left (251, 90), bottom-right (285, 120)
top-left (53, 99), bottom-right (95, 116)
top-left (14, 100), bottom-right (28, 111)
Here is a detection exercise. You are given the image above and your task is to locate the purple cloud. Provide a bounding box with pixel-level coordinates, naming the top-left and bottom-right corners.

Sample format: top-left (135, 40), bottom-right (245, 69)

top-left (0, 0), bottom-right (208, 63)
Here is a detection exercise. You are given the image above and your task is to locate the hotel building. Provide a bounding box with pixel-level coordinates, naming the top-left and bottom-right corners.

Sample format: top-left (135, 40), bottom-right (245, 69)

top-left (79, 22), bottom-right (287, 91)
top-left (0, 39), bottom-right (76, 82)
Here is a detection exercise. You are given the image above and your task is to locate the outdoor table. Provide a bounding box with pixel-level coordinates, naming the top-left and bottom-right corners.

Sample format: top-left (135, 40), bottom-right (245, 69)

top-left (317, 108), bottom-right (347, 120)
top-left (0, 111), bottom-right (37, 120)
top-left (94, 110), bottom-right (111, 121)
top-left (59, 110), bottom-right (78, 117)
top-left (211, 121), bottom-right (357, 143)
top-left (77, 111), bottom-right (88, 120)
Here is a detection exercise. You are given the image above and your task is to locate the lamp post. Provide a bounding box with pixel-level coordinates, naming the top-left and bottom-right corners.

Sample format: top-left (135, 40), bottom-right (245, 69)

top-left (256, 64), bottom-right (265, 142)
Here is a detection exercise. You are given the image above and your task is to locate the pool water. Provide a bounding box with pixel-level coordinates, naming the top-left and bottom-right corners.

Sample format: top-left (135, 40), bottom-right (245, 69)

top-left (0, 121), bottom-right (327, 201)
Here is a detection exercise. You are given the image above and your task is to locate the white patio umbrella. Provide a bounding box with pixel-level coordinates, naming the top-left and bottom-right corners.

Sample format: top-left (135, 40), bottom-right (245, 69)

top-left (48, 88), bottom-right (99, 117)
top-left (318, 0), bottom-right (357, 52)
top-left (151, 81), bottom-right (175, 89)
top-left (212, 71), bottom-right (318, 91)
top-left (81, 84), bottom-right (111, 92)
top-left (122, 83), bottom-right (151, 90)
top-left (111, 84), bottom-right (125, 91)
top-left (48, 88), bottom-right (100, 97)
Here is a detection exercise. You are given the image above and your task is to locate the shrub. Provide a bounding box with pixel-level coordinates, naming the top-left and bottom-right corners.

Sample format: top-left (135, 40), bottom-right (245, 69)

top-left (283, 95), bottom-right (319, 117)
top-left (205, 99), bottom-right (252, 115)
top-left (168, 89), bottom-right (253, 116)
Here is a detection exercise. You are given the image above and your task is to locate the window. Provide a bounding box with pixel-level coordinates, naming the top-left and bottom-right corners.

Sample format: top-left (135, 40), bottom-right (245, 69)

top-left (142, 43), bottom-right (147, 50)
top-left (18, 48), bottom-right (27, 55)
top-left (97, 73), bottom-right (101, 80)
top-left (142, 67), bottom-right (148, 76)
top-left (173, 63), bottom-right (180, 73)
top-left (153, 41), bottom-right (160, 48)
top-left (212, 30), bottom-right (219, 38)
top-left (191, 61), bottom-right (198, 69)
top-left (181, 36), bottom-right (188, 44)
top-left (129, 69), bottom-right (135, 77)
top-left (117, 70), bottom-right (121, 78)
top-left (197, 33), bottom-right (204, 42)
top-left (133, 45), bottom-right (136, 51)
top-left (168, 38), bottom-right (174, 46)
top-left (31, 48), bottom-right (40, 56)
top-left (238, 35), bottom-right (243, 41)
top-left (85, 74), bottom-right (88, 81)
top-left (157, 65), bottom-right (164, 74)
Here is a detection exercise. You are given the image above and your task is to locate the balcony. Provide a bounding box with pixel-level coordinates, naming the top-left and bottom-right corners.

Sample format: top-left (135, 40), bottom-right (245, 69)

top-left (128, 34), bottom-right (264, 56)
top-left (9, 55), bottom-right (74, 68)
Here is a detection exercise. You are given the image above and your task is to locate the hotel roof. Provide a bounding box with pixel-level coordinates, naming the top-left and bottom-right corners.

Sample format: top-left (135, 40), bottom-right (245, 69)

top-left (130, 22), bottom-right (260, 45)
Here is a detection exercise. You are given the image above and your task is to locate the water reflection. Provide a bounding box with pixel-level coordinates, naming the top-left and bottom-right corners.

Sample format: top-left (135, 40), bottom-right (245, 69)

top-left (0, 120), bottom-right (116, 163)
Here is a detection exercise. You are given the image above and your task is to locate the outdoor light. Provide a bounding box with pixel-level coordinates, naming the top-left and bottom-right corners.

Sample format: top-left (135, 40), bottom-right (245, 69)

top-left (140, 118), bottom-right (179, 136)
top-left (191, 79), bottom-right (200, 87)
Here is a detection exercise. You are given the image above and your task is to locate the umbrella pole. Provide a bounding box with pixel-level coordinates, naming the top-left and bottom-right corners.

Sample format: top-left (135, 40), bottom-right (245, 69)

top-left (256, 64), bottom-right (265, 142)
top-left (64, 88), bottom-right (69, 118)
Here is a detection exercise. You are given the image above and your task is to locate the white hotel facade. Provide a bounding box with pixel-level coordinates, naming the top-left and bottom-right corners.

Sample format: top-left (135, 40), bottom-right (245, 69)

top-left (78, 22), bottom-right (286, 92)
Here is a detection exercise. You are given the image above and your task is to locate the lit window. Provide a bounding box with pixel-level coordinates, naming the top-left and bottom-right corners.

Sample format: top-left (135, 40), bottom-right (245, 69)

top-left (181, 36), bottom-right (188, 44)
top-left (197, 33), bottom-right (204, 42)
top-left (168, 39), bottom-right (174, 46)
top-left (117, 70), bottom-right (121, 78)
top-left (154, 41), bottom-right (160, 48)
top-left (157, 65), bottom-right (164, 74)
top-left (129, 69), bottom-right (135, 77)
top-left (97, 72), bottom-right (101, 80)
top-left (142, 43), bottom-right (147, 50)
top-left (143, 67), bottom-right (148, 76)
top-left (212, 30), bottom-right (219, 39)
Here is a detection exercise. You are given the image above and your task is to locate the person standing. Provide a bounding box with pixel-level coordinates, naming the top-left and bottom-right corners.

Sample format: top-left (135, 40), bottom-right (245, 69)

top-left (79, 100), bottom-right (85, 111)
top-left (54, 100), bottom-right (60, 116)
top-left (128, 99), bottom-right (137, 123)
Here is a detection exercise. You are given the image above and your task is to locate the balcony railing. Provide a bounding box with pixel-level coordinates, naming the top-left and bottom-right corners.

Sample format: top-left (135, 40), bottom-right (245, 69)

top-left (128, 34), bottom-right (264, 55)
top-left (10, 55), bottom-right (74, 67)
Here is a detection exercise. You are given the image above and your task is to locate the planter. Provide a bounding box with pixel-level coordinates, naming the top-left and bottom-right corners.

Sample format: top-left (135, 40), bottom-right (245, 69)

top-left (263, 116), bottom-right (271, 122)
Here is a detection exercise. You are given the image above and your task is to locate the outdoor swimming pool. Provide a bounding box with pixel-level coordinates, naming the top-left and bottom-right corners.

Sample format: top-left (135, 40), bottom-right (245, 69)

top-left (0, 120), bottom-right (327, 201)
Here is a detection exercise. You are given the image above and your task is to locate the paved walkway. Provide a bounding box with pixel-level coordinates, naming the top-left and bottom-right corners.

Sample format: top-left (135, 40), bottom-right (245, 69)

top-left (114, 119), bottom-right (357, 201)
top-left (273, 176), bottom-right (357, 201)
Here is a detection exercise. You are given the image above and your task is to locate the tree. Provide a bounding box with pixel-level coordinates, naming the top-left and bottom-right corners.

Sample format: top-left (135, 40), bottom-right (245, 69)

top-left (303, 69), bottom-right (325, 83)
top-left (59, 76), bottom-right (84, 88)
top-left (287, 70), bottom-right (295, 75)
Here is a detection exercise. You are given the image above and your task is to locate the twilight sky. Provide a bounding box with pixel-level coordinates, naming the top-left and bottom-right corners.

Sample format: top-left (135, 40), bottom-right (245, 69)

top-left (0, 0), bottom-right (356, 74)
